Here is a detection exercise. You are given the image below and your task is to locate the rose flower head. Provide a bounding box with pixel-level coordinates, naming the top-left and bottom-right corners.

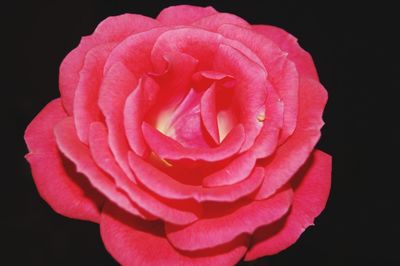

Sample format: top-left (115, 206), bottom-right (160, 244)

top-left (25, 5), bottom-right (331, 265)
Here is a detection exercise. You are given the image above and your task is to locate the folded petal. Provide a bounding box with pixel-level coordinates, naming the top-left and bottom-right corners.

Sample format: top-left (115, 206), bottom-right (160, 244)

top-left (253, 25), bottom-right (319, 80)
top-left (218, 24), bottom-right (299, 144)
top-left (24, 99), bottom-right (103, 223)
top-left (104, 27), bottom-right (167, 75)
top-left (89, 122), bottom-right (200, 225)
top-left (254, 78), bottom-right (328, 199)
top-left (245, 150), bottom-right (331, 260)
top-left (151, 28), bottom-right (263, 73)
top-left (165, 188), bottom-right (293, 251)
top-left (124, 77), bottom-right (159, 156)
top-left (59, 14), bottom-right (160, 114)
top-left (202, 151), bottom-right (256, 187)
top-left (98, 62), bottom-right (137, 180)
top-left (54, 117), bottom-right (146, 218)
top-left (200, 84), bottom-right (220, 143)
top-left (129, 152), bottom-right (264, 202)
top-left (74, 43), bottom-right (114, 144)
top-left (142, 122), bottom-right (245, 162)
top-left (192, 12), bottom-right (251, 31)
top-left (213, 44), bottom-right (267, 152)
top-left (100, 202), bottom-right (247, 266)
top-left (156, 5), bottom-right (218, 25)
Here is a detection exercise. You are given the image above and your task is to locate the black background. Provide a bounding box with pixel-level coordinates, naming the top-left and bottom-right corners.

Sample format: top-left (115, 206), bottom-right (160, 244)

top-left (7, 0), bottom-right (399, 265)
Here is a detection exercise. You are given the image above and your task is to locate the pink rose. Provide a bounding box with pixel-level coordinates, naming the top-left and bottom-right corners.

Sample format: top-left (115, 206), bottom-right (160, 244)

top-left (25, 5), bottom-right (331, 265)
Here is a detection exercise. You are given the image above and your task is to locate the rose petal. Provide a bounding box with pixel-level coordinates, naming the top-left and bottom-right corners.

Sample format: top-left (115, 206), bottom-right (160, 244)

top-left (142, 122), bottom-right (245, 162)
top-left (202, 151), bottom-right (257, 187)
top-left (151, 28), bottom-right (264, 73)
top-left (192, 12), bottom-right (251, 31)
top-left (218, 24), bottom-right (299, 144)
top-left (167, 98), bottom-right (213, 149)
top-left (200, 83), bottom-right (220, 143)
top-left (24, 99), bottom-right (103, 223)
top-left (129, 152), bottom-right (265, 202)
top-left (253, 25), bottom-right (319, 80)
top-left (250, 83), bottom-right (284, 158)
top-left (165, 188), bottom-right (293, 251)
top-left (202, 86), bottom-right (283, 187)
top-left (124, 76), bottom-right (160, 156)
top-left (98, 62), bottom-right (137, 180)
top-left (54, 117), bottom-right (146, 218)
top-left (156, 5), bottom-right (218, 25)
top-left (245, 150), bottom-right (331, 260)
top-left (59, 14), bottom-right (160, 114)
top-left (100, 202), bottom-right (247, 266)
top-left (89, 122), bottom-right (200, 225)
top-left (213, 44), bottom-right (267, 151)
top-left (254, 78), bottom-right (328, 199)
top-left (104, 27), bottom-right (167, 75)
top-left (73, 43), bottom-right (114, 144)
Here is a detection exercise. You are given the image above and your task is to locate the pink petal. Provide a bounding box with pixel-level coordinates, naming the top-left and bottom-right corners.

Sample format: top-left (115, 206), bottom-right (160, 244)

top-left (254, 78), bottom-right (328, 199)
top-left (59, 14), bottom-right (160, 114)
top-left (129, 152), bottom-right (265, 202)
top-left (192, 70), bottom-right (235, 89)
top-left (73, 43), bottom-right (114, 144)
top-left (250, 83), bottom-right (284, 158)
top-left (142, 122), bottom-right (245, 162)
top-left (100, 202), bottom-right (247, 266)
top-left (124, 76), bottom-right (159, 156)
top-left (24, 99), bottom-right (103, 223)
top-left (202, 86), bottom-right (283, 187)
top-left (146, 52), bottom-right (200, 146)
top-left (167, 101), bottom-right (214, 149)
top-left (200, 84), bottom-right (219, 143)
top-left (89, 122), bottom-right (200, 225)
top-left (245, 150), bottom-right (331, 260)
top-left (253, 25), bottom-right (319, 81)
top-left (98, 62), bottom-right (137, 180)
top-left (192, 12), bottom-right (251, 31)
top-left (151, 28), bottom-right (263, 73)
top-left (104, 27), bottom-right (167, 75)
top-left (156, 5), bottom-right (217, 25)
top-left (213, 44), bottom-right (267, 151)
top-left (54, 117), bottom-right (147, 219)
top-left (165, 188), bottom-right (293, 251)
top-left (218, 24), bottom-right (299, 144)
top-left (202, 151), bottom-right (256, 187)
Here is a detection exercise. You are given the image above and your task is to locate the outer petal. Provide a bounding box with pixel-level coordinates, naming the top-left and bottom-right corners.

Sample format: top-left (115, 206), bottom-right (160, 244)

top-left (100, 202), bottom-right (248, 266)
top-left (156, 5), bottom-right (217, 25)
top-left (245, 150), bottom-right (331, 260)
top-left (165, 188), bottom-right (293, 251)
top-left (192, 12), bottom-right (251, 31)
top-left (253, 25), bottom-right (319, 80)
top-left (254, 78), bottom-right (328, 199)
top-left (59, 14), bottom-right (160, 114)
top-left (24, 99), bottom-right (103, 223)
top-left (54, 117), bottom-right (146, 219)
